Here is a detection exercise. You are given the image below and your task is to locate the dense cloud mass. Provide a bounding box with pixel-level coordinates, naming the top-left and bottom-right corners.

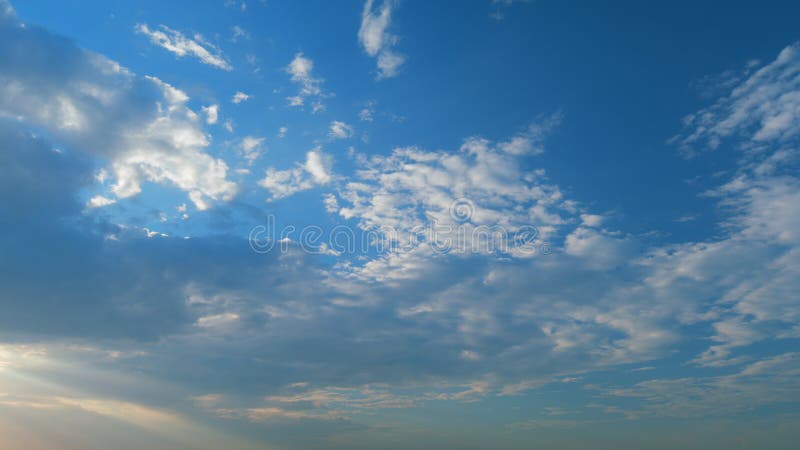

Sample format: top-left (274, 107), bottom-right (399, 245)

top-left (1, 1), bottom-right (799, 449)
top-left (0, 5), bottom-right (236, 210)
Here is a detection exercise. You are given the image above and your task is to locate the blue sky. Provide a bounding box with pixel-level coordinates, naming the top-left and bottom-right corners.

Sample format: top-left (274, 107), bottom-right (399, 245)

top-left (1, 1), bottom-right (800, 449)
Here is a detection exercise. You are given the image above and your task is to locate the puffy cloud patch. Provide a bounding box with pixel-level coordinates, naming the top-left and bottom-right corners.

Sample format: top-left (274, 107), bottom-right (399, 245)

top-left (201, 104), bottom-right (219, 124)
top-left (329, 128), bottom-right (574, 281)
top-left (358, 0), bottom-right (405, 79)
top-left (329, 120), bottom-right (354, 139)
top-left (240, 136), bottom-right (265, 165)
top-left (259, 147), bottom-right (333, 200)
top-left (231, 91), bottom-right (250, 104)
top-left (86, 194), bottom-right (116, 209)
top-left (285, 52), bottom-right (326, 111)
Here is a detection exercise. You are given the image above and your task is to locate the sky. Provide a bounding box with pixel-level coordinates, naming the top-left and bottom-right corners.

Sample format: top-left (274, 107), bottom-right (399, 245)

top-left (1, 0), bottom-right (799, 448)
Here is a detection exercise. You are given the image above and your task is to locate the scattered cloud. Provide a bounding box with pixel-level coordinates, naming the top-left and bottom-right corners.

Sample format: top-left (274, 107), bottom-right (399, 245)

top-left (259, 147), bottom-right (333, 200)
top-left (359, 0), bottom-right (405, 79)
top-left (240, 136), bottom-right (265, 165)
top-left (329, 120), bottom-right (354, 139)
top-left (330, 123), bottom-right (573, 281)
top-left (201, 104), bottom-right (219, 124)
top-left (498, 112), bottom-right (562, 155)
top-left (230, 25), bottom-right (250, 42)
top-left (224, 0), bottom-right (248, 13)
top-left (580, 214), bottom-right (604, 227)
top-left (2, 3), bottom-right (800, 445)
top-left (359, 102), bottom-right (375, 121)
top-left (245, 53), bottom-right (260, 72)
top-left (673, 43), bottom-right (800, 156)
top-left (285, 52), bottom-right (326, 111)
top-left (231, 91), bottom-right (250, 104)
top-left (86, 195), bottom-right (116, 209)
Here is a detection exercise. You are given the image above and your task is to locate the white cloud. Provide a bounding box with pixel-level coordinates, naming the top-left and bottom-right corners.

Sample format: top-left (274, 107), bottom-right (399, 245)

top-left (564, 226), bottom-right (636, 269)
top-left (287, 53), bottom-right (316, 89)
top-left (241, 136), bottom-right (264, 151)
top-left (95, 168), bottom-right (109, 184)
top-left (224, 0), bottom-right (247, 12)
top-left (108, 77), bottom-right (238, 209)
top-left (332, 124), bottom-right (574, 281)
top-left (86, 195), bottom-right (116, 209)
top-left (258, 147), bottom-right (333, 200)
top-left (277, 126), bottom-right (288, 138)
top-left (230, 25), bottom-right (249, 42)
top-left (304, 147), bottom-right (332, 183)
top-left (0, 20), bottom-right (237, 210)
top-left (196, 312), bottom-right (240, 330)
top-left (240, 136), bottom-right (265, 165)
top-left (498, 112), bottom-right (562, 155)
top-left (201, 104), bottom-right (218, 124)
top-left (284, 53), bottom-right (326, 111)
top-left (358, 0), bottom-right (405, 79)
top-left (359, 103), bottom-right (374, 122)
top-left (328, 120), bottom-right (354, 139)
top-left (258, 168), bottom-right (313, 201)
top-left (675, 43), bottom-right (800, 155)
top-left (311, 101), bottom-right (325, 114)
top-left (0, 0), bottom-right (13, 17)
top-left (6, 8), bottom-right (800, 434)
top-left (377, 50), bottom-right (404, 79)
top-left (142, 227), bottom-right (168, 238)
top-left (656, 44), bottom-right (800, 366)
top-left (323, 193), bottom-right (339, 213)
top-left (135, 23), bottom-right (232, 71)
top-left (231, 91), bottom-right (250, 104)
top-left (580, 213), bottom-right (604, 227)
top-left (9, 19), bottom-right (798, 406)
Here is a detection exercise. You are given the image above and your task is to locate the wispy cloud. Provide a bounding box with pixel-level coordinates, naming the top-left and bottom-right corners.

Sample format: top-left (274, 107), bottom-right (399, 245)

top-left (329, 120), bottom-right (354, 139)
top-left (135, 23), bottom-right (232, 71)
top-left (230, 25), bottom-right (250, 42)
top-left (673, 43), bottom-right (800, 156)
top-left (240, 136), bottom-right (266, 165)
top-left (231, 91), bottom-right (250, 104)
